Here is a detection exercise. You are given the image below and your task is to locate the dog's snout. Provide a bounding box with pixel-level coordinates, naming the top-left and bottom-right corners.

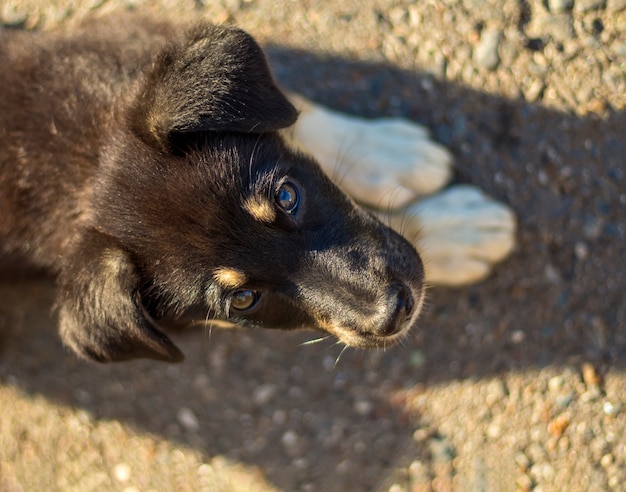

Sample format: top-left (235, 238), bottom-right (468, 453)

top-left (375, 284), bottom-right (415, 337)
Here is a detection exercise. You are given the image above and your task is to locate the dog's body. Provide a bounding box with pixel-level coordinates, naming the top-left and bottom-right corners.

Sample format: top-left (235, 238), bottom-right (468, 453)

top-left (0, 18), bottom-right (515, 362)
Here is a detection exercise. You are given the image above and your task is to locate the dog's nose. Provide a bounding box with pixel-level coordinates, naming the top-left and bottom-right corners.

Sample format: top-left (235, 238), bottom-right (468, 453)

top-left (375, 284), bottom-right (415, 337)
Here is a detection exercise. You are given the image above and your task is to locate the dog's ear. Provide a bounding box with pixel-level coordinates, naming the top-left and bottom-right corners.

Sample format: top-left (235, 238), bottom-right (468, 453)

top-left (57, 229), bottom-right (184, 363)
top-left (129, 24), bottom-right (298, 152)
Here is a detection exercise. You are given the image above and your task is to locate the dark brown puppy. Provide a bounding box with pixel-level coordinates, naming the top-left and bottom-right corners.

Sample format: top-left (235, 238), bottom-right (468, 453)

top-left (0, 19), bottom-right (425, 362)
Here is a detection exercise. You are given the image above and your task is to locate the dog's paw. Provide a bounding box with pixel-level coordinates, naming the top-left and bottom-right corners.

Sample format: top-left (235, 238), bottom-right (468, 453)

top-left (391, 185), bottom-right (516, 286)
top-left (292, 105), bottom-right (453, 209)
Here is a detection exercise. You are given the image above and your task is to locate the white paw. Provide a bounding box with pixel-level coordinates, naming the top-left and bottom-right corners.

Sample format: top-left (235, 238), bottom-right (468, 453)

top-left (387, 185), bottom-right (516, 286)
top-left (292, 106), bottom-right (452, 209)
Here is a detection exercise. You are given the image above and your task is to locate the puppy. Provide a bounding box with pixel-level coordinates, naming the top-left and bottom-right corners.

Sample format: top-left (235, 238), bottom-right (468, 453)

top-left (0, 20), bottom-right (427, 362)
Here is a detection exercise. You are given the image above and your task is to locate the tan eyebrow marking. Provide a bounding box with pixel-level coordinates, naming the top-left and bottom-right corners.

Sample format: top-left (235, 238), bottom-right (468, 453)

top-left (213, 268), bottom-right (247, 289)
top-left (243, 196), bottom-right (276, 223)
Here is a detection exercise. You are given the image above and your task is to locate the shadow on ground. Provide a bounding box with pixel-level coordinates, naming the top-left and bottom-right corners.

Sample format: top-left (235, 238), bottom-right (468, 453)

top-left (1, 48), bottom-right (624, 491)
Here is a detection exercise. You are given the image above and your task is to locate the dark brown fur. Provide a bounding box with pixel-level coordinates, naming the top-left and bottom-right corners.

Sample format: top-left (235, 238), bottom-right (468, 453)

top-left (0, 18), bottom-right (425, 362)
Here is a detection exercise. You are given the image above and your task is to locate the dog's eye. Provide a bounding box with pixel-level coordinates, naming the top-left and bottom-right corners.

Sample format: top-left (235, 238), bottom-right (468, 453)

top-left (230, 289), bottom-right (259, 312)
top-left (276, 182), bottom-right (300, 214)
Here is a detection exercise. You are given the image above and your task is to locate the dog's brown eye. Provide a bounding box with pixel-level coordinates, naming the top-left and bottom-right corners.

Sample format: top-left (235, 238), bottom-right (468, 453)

top-left (230, 289), bottom-right (259, 312)
top-left (276, 182), bottom-right (300, 214)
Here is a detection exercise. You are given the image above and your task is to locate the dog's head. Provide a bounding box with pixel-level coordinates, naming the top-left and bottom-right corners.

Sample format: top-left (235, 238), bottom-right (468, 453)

top-left (57, 24), bottom-right (425, 362)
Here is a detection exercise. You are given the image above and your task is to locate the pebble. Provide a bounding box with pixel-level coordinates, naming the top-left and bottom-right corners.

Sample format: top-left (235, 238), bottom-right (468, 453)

top-left (548, 0), bottom-right (574, 12)
top-left (600, 453), bottom-right (614, 467)
top-left (486, 421), bottom-right (501, 439)
top-left (474, 30), bottom-right (501, 70)
top-left (177, 407), bottom-right (200, 432)
top-left (408, 460), bottom-right (430, 485)
top-left (548, 376), bottom-right (565, 392)
top-left (555, 392), bottom-right (574, 408)
top-left (281, 430), bottom-right (299, 452)
top-left (511, 330), bottom-right (526, 344)
top-left (544, 264), bottom-right (563, 283)
top-left (253, 384), bottom-right (277, 406)
top-left (603, 401), bottom-right (622, 416)
top-left (574, 242), bottom-right (589, 260)
top-left (0, 4), bottom-right (28, 26)
top-left (581, 386), bottom-right (603, 402)
top-left (583, 217), bottom-right (604, 240)
top-left (410, 350), bottom-right (426, 369)
top-left (524, 79), bottom-right (546, 102)
top-left (548, 413), bottom-right (571, 437)
top-left (354, 400), bottom-right (373, 416)
top-left (515, 452), bottom-right (531, 472)
top-left (413, 428), bottom-right (430, 442)
top-left (113, 463), bottom-right (131, 483)
top-left (516, 473), bottom-right (533, 491)
top-left (575, 0), bottom-right (607, 12)
top-left (581, 362), bottom-right (602, 388)
top-left (534, 14), bottom-right (576, 42)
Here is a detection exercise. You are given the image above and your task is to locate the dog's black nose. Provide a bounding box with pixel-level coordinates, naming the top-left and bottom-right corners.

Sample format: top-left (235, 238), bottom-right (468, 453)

top-left (376, 284), bottom-right (415, 336)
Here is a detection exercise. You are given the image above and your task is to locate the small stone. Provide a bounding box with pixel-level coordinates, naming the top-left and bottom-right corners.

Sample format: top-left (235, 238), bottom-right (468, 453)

top-left (603, 401), bottom-right (622, 416)
top-left (408, 460), bottom-right (430, 484)
top-left (113, 463), bottom-right (131, 483)
top-left (555, 392), bottom-right (574, 408)
top-left (548, 0), bottom-right (574, 12)
top-left (515, 452), bottom-right (531, 472)
top-left (413, 428), bottom-right (430, 442)
top-left (581, 386), bottom-right (602, 402)
top-left (583, 217), bottom-right (604, 240)
top-left (535, 14), bottom-right (575, 42)
top-left (544, 264), bottom-right (562, 283)
top-left (600, 453), bottom-right (614, 467)
top-left (511, 330), bottom-right (526, 344)
top-left (487, 422), bottom-right (501, 439)
top-left (281, 430), bottom-right (298, 451)
top-left (524, 79), bottom-right (545, 102)
top-left (354, 400), bottom-right (373, 416)
top-left (474, 30), bottom-right (501, 70)
top-left (575, 0), bottom-right (606, 12)
top-left (517, 473), bottom-right (533, 491)
top-left (548, 413), bottom-right (571, 437)
top-left (581, 362), bottom-right (602, 388)
top-left (253, 384), bottom-right (276, 406)
top-left (177, 407), bottom-right (200, 432)
top-left (574, 242), bottom-right (589, 260)
top-left (410, 350), bottom-right (426, 368)
top-left (548, 376), bottom-right (565, 392)
top-left (486, 380), bottom-right (507, 407)
top-left (0, 4), bottom-right (28, 26)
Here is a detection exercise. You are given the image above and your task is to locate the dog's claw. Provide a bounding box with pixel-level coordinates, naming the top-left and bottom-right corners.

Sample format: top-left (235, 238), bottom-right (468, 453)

top-left (292, 106), bottom-right (453, 209)
top-left (390, 185), bottom-right (517, 286)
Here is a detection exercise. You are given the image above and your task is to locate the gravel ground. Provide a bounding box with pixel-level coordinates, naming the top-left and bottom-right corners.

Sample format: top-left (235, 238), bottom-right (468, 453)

top-left (1, 0), bottom-right (625, 491)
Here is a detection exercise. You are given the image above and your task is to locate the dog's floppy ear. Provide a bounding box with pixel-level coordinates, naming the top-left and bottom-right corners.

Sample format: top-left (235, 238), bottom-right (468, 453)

top-left (129, 24), bottom-right (298, 152)
top-left (57, 229), bottom-right (184, 363)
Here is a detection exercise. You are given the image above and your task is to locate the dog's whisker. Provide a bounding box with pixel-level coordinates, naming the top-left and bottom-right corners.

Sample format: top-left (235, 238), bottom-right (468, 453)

top-left (331, 143), bottom-right (360, 186)
top-left (334, 344), bottom-right (350, 368)
top-left (300, 336), bottom-right (331, 346)
top-left (248, 133), bottom-right (264, 186)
